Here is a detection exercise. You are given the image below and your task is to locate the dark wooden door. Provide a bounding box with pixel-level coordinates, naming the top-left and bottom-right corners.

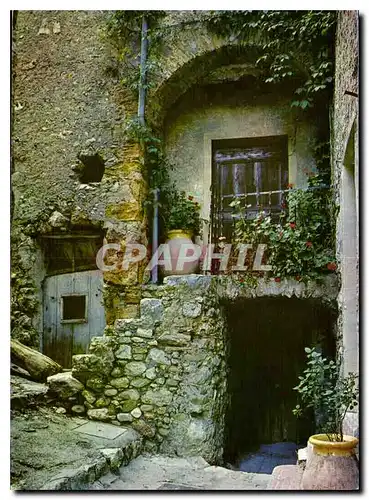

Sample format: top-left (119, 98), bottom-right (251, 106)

top-left (211, 136), bottom-right (289, 247)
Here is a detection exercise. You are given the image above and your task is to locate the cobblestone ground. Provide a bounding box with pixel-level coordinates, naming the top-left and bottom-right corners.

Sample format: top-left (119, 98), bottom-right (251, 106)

top-left (86, 455), bottom-right (271, 490)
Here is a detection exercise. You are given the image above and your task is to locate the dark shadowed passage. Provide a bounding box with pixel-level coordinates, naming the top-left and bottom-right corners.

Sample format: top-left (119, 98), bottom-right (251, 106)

top-left (222, 297), bottom-right (336, 466)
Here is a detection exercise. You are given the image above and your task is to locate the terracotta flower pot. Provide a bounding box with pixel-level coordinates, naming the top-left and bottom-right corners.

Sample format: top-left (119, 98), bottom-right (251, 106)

top-left (163, 229), bottom-right (200, 276)
top-left (302, 434), bottom-right (359, 490)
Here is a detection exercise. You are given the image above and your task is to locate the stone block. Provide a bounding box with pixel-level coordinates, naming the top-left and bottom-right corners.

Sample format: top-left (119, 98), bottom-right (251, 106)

top-left (119, 389), bottom-right (140, 401)
top-left (110, 377), bottom-right (130, 389)
top-left (116, 344), bottom-right (132, 360)
top-left (142, 388), bottom-right (173, 406)
top-left (87, 408), bottom-right (111, 422)
top-left (131, 407), bottom-right (142, 418)
top-left (117, 413), bottom-right (133, 423)
top-left (182, 302), bottom-right (202, 318)
top-left (100, 448), bottom-right (123, 471)
top-left (47, 371), bottom-right (84, 399)
top-left (158, 333), bottom-right (191, 347)
top-left (124, 361), bottom-right (146, 377)
top-left (140, 298), bottom-right (164, 324)
top-left (147, 348), bottom-right (171, 366)
top-left (131, 377), bottom-right (151, 388)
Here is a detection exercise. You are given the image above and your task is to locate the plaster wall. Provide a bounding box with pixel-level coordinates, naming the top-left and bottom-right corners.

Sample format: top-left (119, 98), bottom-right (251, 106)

top-left (164, 83), bottom-right (318, 244)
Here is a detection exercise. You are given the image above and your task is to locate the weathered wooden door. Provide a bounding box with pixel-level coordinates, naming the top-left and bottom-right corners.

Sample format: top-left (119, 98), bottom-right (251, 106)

top-left (43, 270), bottom-right (105, 368)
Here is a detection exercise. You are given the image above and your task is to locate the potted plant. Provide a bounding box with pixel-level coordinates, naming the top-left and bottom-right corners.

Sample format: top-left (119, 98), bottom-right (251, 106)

top-left (164, 191), bottom-right (201, 275)
top-left (293, 346), bottom-right (359, 490)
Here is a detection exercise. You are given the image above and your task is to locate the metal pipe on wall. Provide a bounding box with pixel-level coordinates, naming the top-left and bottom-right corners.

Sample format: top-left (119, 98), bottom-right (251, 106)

top-left (137, 16), bottom-right (159, 283)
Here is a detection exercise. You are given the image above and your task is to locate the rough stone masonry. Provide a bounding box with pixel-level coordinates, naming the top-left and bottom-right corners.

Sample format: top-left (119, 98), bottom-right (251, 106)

top-left (71, 274), bottom-right (338, 463)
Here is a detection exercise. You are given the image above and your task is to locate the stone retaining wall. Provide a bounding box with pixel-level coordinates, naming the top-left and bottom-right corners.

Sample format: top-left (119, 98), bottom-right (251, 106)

top-left (72, 274), bottom-right (338, 463)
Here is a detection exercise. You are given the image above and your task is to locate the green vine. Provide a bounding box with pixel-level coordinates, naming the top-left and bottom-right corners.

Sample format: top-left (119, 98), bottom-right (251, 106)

top-left (206, 10), bottom-right (336, 109)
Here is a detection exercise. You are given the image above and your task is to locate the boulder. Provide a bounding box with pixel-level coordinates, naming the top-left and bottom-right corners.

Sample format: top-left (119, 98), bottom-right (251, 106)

top-left (47, 371), bottom-right (84, 399)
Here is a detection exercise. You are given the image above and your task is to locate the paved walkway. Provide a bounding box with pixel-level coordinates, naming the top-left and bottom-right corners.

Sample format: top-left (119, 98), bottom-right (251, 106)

top-left (237, 442), bottom-right (300, 474)
top-left (11, 407), bottom-right (141, 490)
top-left (87, 455), bottom-right (271, 490)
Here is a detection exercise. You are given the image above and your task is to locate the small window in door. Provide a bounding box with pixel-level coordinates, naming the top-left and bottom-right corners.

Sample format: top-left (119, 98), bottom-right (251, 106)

top-left (61, 295), bottom-right (87, 323)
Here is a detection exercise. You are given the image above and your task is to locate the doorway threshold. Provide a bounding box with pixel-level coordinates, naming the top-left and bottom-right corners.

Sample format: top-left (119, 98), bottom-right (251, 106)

top-left (235, 442), bottom-right (302, 475)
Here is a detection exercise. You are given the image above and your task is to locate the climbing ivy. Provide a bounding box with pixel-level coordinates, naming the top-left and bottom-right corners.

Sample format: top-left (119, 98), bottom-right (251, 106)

top-left (206, 10), bottom-right (336, 108)
top-left (104, 11), bottom-right (167, 95)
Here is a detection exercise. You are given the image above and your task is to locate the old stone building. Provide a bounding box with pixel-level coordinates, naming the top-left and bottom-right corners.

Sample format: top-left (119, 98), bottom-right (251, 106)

top-left (11, 11), bottom-right (359, 463)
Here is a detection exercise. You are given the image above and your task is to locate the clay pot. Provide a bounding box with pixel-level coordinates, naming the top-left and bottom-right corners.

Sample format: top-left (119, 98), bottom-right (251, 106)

top-left (163, 229), bottom-right (200, 276)
top-left (302, 434), bottom-right (359, 490)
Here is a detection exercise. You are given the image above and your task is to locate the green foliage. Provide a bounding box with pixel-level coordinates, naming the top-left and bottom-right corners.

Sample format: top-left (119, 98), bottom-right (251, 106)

top-left (165, 191), bottom-right (201, 236)
top-left (231, 177), bottom-right (336, 281)
top-left (207, 10), bottom-right (336, 108)
top-left (293, 346), bottom-right (358, 441)
top-left (104, 11), bottom-right (167, 95)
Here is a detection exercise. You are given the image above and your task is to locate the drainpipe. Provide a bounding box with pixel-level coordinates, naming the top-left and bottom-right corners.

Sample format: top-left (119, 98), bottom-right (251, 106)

top-left (137, 15), bottom-right (159, 283)
top-left (138, 15), bottom-right (148, 126)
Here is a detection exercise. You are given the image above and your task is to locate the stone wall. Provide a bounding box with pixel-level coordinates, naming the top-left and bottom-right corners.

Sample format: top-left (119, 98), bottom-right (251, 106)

top-left (332, 11), bottom-right (359, 434)
top-left (12, 10), bottom-right (147, 341)
top-left (72, 274), bottom-right (338, 463)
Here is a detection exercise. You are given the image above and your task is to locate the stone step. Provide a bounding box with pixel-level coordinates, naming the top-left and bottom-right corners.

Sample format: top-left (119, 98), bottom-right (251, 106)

top-left (267, 465), bottom-right (304, 490)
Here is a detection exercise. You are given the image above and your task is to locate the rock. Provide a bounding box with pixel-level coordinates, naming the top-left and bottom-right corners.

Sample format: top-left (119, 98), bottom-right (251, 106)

top-left (87, 408), bottom-right (110, 421)
top-left (110, 377), bottom-right (129, 389)
top-left (132, 420), bottom-right (156, 438)
top-left (104, 388), bottom-right (118, 397)
top-left (95, 397), bottom-right (111, 408)
top-left (163, 275), bottom-right (212, 288)
top-left (136, 328), bottom-right (153, 338)
top-left (53, 22), bottom-right (61, 34)
top-left (131, 407), bottom-right (142, 418)
top-left (71, 405), bottom-right (85, 414)
top-left (82, 389), bottom-right (97, 405)
top-left (87, 337), bottom-right (115, 376)
top-left (72, 354), bottom-right (109, 383)
top-left (187, 366), bottom-right (212, 385)
top-left (11, 363), bottom-right (32, 380)
top-left (182, 302), bottom-right (202, 318)
top-left (86, 377), bottom-right (106, 392)
top-left (131, 377), bottom-right (150, 388)
top-left (114, 318), bottom-right (141, 334)
top-left (115, 345), bottom-right (132, 360)
top-left (140, 298), bottom-right (164, 324)
top-left (47, 372), bottom-right (84, 399)
top-left (145, 367), bottom-right (157, 380)
top-left (124, 362), bottom-right (146, 377)
top-left (119, 389), bottom-right (140, 401)
top-left (100, 448), bottom-right (123, 471)
top-left (110, 367), bottom-right (123, 378)
top-left (147, 348), bottom-right (170, 366)
top-left (11, 376), bottom-right (48, 408)
top-left (140, 404), bottom-right (153, 412)
top-left (48, 211), bottom-right (68, 229)
top-left (121, 400), bottom-right (137, 412)
top-left (142, 388), bottom-right (173, 406)
top-left (160, 416), bottom-right (216, 461)
top-left (158, 333), bottom-right (191, 347)
top-left (117, 413), bottom-right (133, 423)
top-left (70, 207), bottom-right (91, 227)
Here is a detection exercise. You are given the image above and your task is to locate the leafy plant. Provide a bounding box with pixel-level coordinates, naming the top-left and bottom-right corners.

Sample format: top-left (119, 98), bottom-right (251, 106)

top-left (206, 10), bottom-right (336, 109)
top-left (293, 346), bottom-right (358, 441)
top-left (165, 191), bottom-right (201, 236)
top-left (230, 176), bottom-right (336, 281)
